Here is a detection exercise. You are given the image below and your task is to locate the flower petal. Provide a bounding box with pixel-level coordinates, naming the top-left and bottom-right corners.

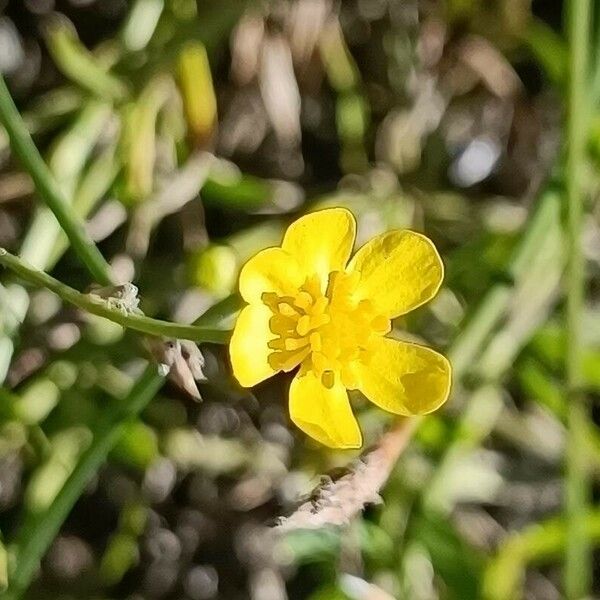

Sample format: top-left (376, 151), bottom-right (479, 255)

top-left (239, 247), bottom-right (303, 304)
top-left (348, 230), bottom-right (443, 318)
top-left (282, 208), bottom-right (356, 282)
top-left (229, 303), bottom-right (277, 387)
top-left (354, 337), bottom-right (451, 415)
top-left (289, 370), bottom-right (362, 448)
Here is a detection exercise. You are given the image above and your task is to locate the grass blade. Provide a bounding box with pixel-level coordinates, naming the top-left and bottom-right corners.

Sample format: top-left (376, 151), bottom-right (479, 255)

top-left (0, 74), bottom-right (114, 286)
top-left (564, 1), bottom-right (592, 596)
top-left (5, 365), bottom-right (163, 600)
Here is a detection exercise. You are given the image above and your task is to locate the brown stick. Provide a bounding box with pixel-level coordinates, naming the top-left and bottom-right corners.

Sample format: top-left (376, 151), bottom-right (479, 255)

top-left (276, 417), bottom-right (420, 531)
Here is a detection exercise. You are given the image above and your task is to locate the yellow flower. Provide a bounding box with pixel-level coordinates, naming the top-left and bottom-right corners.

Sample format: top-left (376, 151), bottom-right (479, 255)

top-left (229, 208), bottom-right (451, 448)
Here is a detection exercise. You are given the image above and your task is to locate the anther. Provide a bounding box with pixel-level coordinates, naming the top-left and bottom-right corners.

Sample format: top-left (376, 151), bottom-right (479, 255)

top-left (296, 315), bottom-right (311, 336)
top-left (295, 291), bottom-right (313, 311)
top-left (321, 370), bottom-right (335, 389)
top-left (284, 336), bottom-right (309, 351)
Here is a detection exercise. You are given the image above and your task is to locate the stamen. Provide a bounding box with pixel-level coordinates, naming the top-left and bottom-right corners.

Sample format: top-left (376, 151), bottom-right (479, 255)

top-left (311, 351), bottom-right (328, 376)
top-left (279, 303), bottom-right (300, 318)
top-left (295, 291), bottom-right (313, 311)
top-left (296, 315), bottom-right (311, 336)
top-left (312, 297), bottom-right (328, 315)
top-left (267, 339), bottom-right (286, 350)
top-left (284, 336), bottom-right (309, 351)
top-left (321, 370), bottom-right (335, 389)
top-left (270, 315), bottom-right (296, 331)
top-left (263, 271), bottom-right (389, 384)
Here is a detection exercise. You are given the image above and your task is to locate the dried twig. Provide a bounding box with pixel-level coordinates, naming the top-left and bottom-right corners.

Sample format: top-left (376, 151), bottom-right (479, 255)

top-left (276, 417), bottom-right (419, 531)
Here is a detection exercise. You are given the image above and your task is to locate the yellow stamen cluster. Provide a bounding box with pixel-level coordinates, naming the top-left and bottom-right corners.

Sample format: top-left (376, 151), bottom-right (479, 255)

top-left (263, 271), bottom-right (390, 389)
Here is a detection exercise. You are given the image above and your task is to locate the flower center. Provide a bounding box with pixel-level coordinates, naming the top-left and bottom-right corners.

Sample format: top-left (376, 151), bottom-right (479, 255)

top-left (262, 271), bottom-right (390, 389)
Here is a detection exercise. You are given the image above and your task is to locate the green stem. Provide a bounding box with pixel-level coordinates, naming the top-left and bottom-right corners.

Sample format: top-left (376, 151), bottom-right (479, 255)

top-left (0, 249), bottom-right (229, 343)
top-left (5, 365), bottom-right (163, 600)
top-left (0, 74), bottom-right (113, 286)
top-left (564, 0), bottom-right (592, 597)
top-left (484, 510), bottom-right (600, 600)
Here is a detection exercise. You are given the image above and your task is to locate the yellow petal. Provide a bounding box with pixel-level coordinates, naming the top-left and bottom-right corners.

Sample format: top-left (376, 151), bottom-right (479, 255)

top-left (229, 303), bottom-right (277, 387)
top-left (289, 370), bottom-right (362, 448)
top-left (354, 337), bottom-right (451, 415)
top-left (239, 247), bottom-right (303, 304)
top-left (348, 230), bottom-right (443, 318)
top-left (282, 208), bottom-right (356, 282)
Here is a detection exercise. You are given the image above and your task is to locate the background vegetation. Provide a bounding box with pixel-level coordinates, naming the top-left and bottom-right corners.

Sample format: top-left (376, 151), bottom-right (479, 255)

top-left (0, 0), bottom-right (596, 598)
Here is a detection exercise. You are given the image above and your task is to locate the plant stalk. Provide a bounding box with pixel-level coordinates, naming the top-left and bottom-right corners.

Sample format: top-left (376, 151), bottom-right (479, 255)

top-left (0, 74), bottom-right (113, 286)
top-left (564, 0), bottom-right (592, 597)
top-left (0, 249), bottom-right (229, 343)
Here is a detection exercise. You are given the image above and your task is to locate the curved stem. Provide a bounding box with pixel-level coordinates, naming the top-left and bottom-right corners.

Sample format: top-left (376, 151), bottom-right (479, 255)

top-left (0, 249), bottom-right (230, 343)
top-left (0, 75), bottom-right (113, 286)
